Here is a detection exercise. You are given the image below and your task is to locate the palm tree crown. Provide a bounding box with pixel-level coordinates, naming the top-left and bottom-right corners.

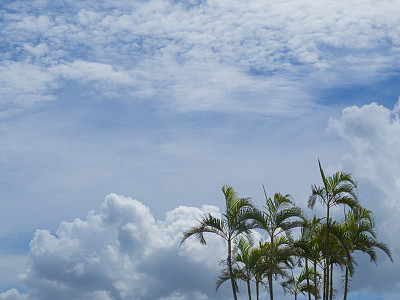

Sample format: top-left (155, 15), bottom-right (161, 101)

top-left (247, 185), bottom-right (304, 300)
top-left (181, 185), bottom-right (254, 300)
top-left (308, 160), bottom-right (359, 300)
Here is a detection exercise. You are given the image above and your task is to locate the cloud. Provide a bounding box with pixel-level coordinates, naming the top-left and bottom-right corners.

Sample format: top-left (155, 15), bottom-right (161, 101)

top-left (4, 100), bottom-right (400, 298)
top-left (0, 289), bottom-right (28, 300)
top-left (2, 0), bottom-right (399, 115)
top-left (0, 61), bottom-right (56, 108)
top-left (50, 61), bottom-right (132, 85)
top-left (329, 100), bottom-right (400, 296)
top-left (0, 60), bottom-right (133, 116)
top-left (6, 194), bottom-right (230, 300)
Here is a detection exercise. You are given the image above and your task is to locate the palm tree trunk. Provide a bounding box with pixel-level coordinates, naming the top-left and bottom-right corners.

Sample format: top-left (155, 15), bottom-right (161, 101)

top-left (343, 257), bottom-right (349, 300)
top-left (269, 235), bottom-right (274, 300)
top-left (325, 206), bottom-right (330, 300)
top-left (268, 272), bottom-right (273, 300)
top-left (313, 260), bottom-right (318, 300)
top-left (322, 262), bottom-right (326, 300)
top-left (329, 263), bottom-right (333, 300)
top-left (247, 279), bottom-right (252, 300)
top-left (228, 239), bottom-right (238, 300)
top-left (305, 258), bottom-right (311, 300)
top-left (256, 281), bottom-right (259, 300)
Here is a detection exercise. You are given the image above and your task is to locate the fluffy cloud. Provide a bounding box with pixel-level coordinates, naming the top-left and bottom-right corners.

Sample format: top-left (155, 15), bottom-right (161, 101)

top-left (0, 289), bottom-right (28, 300)
top-left (4, 194), bottom-right (229, 300)
top-left (51, 61), bottom-right (132, 85)
top-left (2, 0), bottom-right (399, 114)
top-left (329, 100), bottom-right (400, 296)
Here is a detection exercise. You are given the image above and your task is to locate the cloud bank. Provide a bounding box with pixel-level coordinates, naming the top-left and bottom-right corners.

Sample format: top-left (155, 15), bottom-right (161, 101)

top-left (2, 194), bottom-right (229, 300)
top-left (330, 100), bottom-right (400, 297)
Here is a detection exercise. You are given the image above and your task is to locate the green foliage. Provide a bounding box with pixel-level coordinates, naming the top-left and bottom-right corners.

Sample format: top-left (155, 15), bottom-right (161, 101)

top-left (180, 185), bottom-right (254, 300)
top-left (179, 169), bottom-right (392, 300)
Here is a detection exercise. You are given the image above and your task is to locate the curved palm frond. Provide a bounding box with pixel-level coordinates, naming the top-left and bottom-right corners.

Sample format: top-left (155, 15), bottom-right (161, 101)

top-left (180, 213), bottom-right (227, 245)
top-left (216, 266), bottom-right (240, 292)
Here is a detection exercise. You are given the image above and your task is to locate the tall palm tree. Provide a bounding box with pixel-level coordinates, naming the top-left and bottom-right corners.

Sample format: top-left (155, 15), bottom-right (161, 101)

top-left (318, 220), bottom-right (353, 300)
top-left (308, 160), bottom-right (359, 300)
top-left (217, 237), bottom-right (264, 300)
top-left (235, 238), bottom-right (254, 300)
top-left (305, 216), bottom-right (324, 300)
top-left (326, 225), bottom-right (348, 300)
top-left (248, 185), bottom-right (304, 300)
top-left (181, 185), bottom-right (254, 300)
top-left (338, 207), bottom-right (393, 300)
top-left (252, 256), bottom-right (268, 300)
top-left (294, 216), bottom-right (323, 300)
top-left (234, 237), bottom-right (264, 300)
top-left (259, 236), bottom-right (297, 300)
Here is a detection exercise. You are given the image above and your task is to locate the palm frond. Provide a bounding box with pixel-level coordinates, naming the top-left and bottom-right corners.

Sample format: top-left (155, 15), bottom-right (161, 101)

top-left (309, 185), bottom-right (326, 208)
top-left (318, 159), bottom-right (329, 191)
top-left (216, 267), bottom-right (239, 292)
top-left (180, 213), bottom-right (227, 246)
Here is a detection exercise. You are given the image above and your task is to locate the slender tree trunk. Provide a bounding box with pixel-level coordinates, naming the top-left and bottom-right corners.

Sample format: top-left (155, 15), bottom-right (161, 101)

top-left (329, 263), bottom-right (333, 300)
top-left (306, 258), bottom-right (311, 300)
top-left (343, 257), bottom-right (349, 300)
top-left (322, 262), bottom-right (326, 300)
top-left (256, 281), bottom-right (259, 300)
top-left (247, 279), bottom-right (252, 300)
top-left (325, 205), bottom-right (330, 300)
top-left (268, 273), bottom-right (273, 300)
top-left (228, 239), bottom-right (238, 300)
top-left (269, 234), bottom-right (274, 300)
top-left (313, 260), bottom-right (318, 300)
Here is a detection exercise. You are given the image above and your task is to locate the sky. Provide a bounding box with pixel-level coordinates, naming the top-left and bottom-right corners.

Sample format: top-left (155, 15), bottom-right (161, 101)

top-left (0, 0), bottom-right (400, 299)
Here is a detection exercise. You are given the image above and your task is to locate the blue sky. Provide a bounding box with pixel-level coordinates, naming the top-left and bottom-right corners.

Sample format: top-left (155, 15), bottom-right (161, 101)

top-left (1, 0), bottom-right (400, 299)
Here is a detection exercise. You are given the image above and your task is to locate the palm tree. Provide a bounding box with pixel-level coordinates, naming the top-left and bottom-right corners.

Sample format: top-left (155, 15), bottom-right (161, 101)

top-left (308, 160), bottom-right (359, 300)
top-left (326, 224), bottom-right (348, 300)
top-left (316, 220), bottom-right (354, 300)
top-left (217, 237), bottom-right (265, 300)
top-left (235, 238), bottom-right (254, 300)
top-left (181, 185), bottom-right (254, 300)
top-left (234, 237), bottom-right (263, 300)
top-left (259, 236), bottom-right (297, 300)
top-left (248, 185), bottom-right (304, 300)
top-left (304, 216), bottom-right (324, 300)
top-left (252, 255), bottom-right (268, 300)
top-left (338, 207), bottom-right (393, 300)
top-left (294, 216), bottom-right (323, 300)
top-left (247, 242), bottom-right (269, 300)
top-left (281, 273), bottom-right (304, 300)
top-left (281, 267), bottom-right (320, 300)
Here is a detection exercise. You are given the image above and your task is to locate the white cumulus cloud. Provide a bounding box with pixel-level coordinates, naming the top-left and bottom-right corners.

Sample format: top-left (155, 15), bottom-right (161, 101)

top-left (5, 194), bottom-right (229, 300)
top-left (0, 289), bottom-right (28, 300)
top-left (329, 100), bottom-right (400, 296)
